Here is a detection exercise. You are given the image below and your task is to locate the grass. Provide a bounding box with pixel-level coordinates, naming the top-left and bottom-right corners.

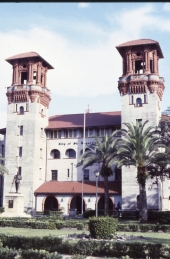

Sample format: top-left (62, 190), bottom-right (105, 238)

top-left (0, 227), bottom-right (170, 245)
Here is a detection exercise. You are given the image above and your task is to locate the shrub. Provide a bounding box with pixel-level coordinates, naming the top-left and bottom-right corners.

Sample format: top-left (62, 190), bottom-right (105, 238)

top-left (21, 249), bottom-right (62, 259)
top-left (89, 217), bottom-right (118, 239)
top-left (83, 209), bottom-right (95, 218)
top-left (56, 221), bottom-right (66, 229)
top-left (0, 247), bottom-right (19, 259)
top-left (0, 207), bottom-right (4, 214)
top-left (116, 224), bottom-right (130, 232)
top-left (120, 210), bottom-right (139, 220)
top-left (76, 223), bottom-right (84, 230)
top-left (139, 224), bottom-right (150, 232)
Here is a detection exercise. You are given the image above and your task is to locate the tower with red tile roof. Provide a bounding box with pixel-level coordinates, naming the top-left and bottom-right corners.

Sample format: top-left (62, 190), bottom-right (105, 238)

top-left (116, 39), bottom-right (165, 210)
top-left (4, 52), bottom-right (53, 209)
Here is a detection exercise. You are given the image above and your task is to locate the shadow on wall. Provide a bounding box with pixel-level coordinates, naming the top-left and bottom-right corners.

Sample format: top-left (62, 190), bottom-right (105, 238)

top-left (122, 194), bottom-right (137, 210)
top-left (147, 192), bottom-right (159, 210)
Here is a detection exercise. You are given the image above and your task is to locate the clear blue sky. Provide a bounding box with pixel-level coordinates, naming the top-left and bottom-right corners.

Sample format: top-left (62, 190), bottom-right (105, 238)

top-left (0, 2), bottom-right (170, 128)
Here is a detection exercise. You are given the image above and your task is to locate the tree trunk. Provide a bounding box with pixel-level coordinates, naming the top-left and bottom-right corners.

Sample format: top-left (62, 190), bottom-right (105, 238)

top-left (104, 175), bottom-right (109, 216)
top-left (139, 183), bottom-right (148, 221)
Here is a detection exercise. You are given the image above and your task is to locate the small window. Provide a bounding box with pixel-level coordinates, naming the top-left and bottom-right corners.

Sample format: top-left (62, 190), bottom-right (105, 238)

top-left (51, 170), bottom-right (58, 180)
top-left (40, 148), bottom-right (42, 158)
top-left (69, 129), bottom-right (72, 138)
top-left (64, 129), bottom-right (68, 138)
top-left (8, 200), bottom-right (13, 208)
top-left (41, 128), bottom-right (43, 136)
top-left (84, 169), bottom-right (89, 180)
top-left (79, 129), bottom-right (83, 138)
top-left (58, 130), bottom-right (61, 138)
top-left (131, 95), bottom-right (134, 104)
top-left (54, 130), bottom-right (57, 138)
top-left (73, 129), bottom-right (77, 138)
top-left (33, 72), bottom-right (36, 84)
top-left (144, 94), bottom-right (147, 103)
top-left (20, 125), bottom-right (23, 136)
top-left (19, 147), bottom-right (22, 157)
top-left (50, 131), bottom-right (53, 139)
top-left (18, 167), bottom-right (22, 176)
top-left (101, 128), bottom-right (104, 136)
top-left (136, 98), bottom-right (142, 107)
top-left (89, 128), bottom-right (93, 136)
top-left (20, 106), bottom-right (24, 114)
top-left (96, 128), bottom-right (100, 136)
top-left (21, 72), bottom-right (27, 84)
top-left (67, 169), bottom-right (70, 177)
top-left (39, 168), bottom-right (42, 180)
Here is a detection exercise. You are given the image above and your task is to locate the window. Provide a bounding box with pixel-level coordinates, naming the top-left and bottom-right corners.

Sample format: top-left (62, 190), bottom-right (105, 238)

top-left (1, 145), bottom-right (4, 157)
top-left (73, 129), bottom-right (77, 138)
top-left (8, 200), bottom-right (13, 208)
top-left (51, 170), bottom-right (58, 180)
top-left (79, 129), bottom-right (83, 138)
top-left (131, 95), bottom-right (134, 104)
top-left (20, 106), bottom-right (24, 114)
top-left (54, 130), bottom-right (57, 138)
top-left (51, 149), bottom-right (60, 159)
top-left (115, 168), bottom-right (121, 181)
top-left (89, 128), bottom-right (93, 137)
top-left (18, 167), bottom-right (22, 176)
top-left (64, 129), bottom-right (68, 138)
top-left (84, 169), bottom-right (89, 180)
top-left (101, 128), bottom-right (104, 136)
top-left (136, 119), bottom-right (142, 124)
top-left (40, 148), bottom-right (42, 158)
top-left (20, 125), bottom-right (23, 136)
top-left (67, 169), bottom-right (70, 178)
top-left (96, 128), bottom-right (100, 136)
top-left (33, 72), bottom-right (36, 84)
top-left (144, 94), bottom-right (147, 103)
top-left (136, 98), bottom-right (142, 107)
top-left (21, 72), bottom-right (27, 84)
top-left (19, 147), bottom-right (22, 157)
top-left (66, 149), bottom-right (76, 158)
top-left (69, 129), bottom-right (72, 138)
top-left (41, 128), bottom-right (43, 136)
top-left (39, 168), bottom-right (42, 180)
top-left (58, 130), bottom-right (61, 138)
top-left (50, 130), bottom-right (53, 139)
top-left (85, 129), bottom-right (88, 137)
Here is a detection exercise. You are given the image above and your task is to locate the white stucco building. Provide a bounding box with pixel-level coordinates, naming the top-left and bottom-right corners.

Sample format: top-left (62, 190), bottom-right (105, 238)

top-left (0, 38), bottom-right (170, 214)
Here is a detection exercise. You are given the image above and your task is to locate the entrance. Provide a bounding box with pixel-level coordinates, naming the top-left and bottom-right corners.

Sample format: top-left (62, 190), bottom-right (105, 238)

top-left (98, 196), bottom-right (114, 211)
top-left (70, 195), bottom-right (85, 214)
top-left (44, 196), bottom-right (58, 211)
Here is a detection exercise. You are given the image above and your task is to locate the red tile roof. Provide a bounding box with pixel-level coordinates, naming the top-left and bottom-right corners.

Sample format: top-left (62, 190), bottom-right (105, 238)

top-left (46, 111), bottom-right (121, 129)
top-left (34, 181), bottom-right (121, 195)
top-left (116, 39), bottom-right (163, 59)
top-left (6, 52), bottom-right (54, 69)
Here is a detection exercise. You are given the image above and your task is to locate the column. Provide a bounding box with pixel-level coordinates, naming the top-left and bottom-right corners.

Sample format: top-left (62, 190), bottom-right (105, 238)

top-left (153, 50), bottom-right (157, 74)
top-left (126, 53), bottom-right (129, 73)
top-left (12, 66), bottom-right (14, 85)
top-left (132, 60), bottom-right (135, 74)
top-left (28, 62), bottom-right (33, 84)
top-left (36, 62), bottom-right (41, 85)
top-left (14, 62), bottom-right (18, 84)
top-left (128, 52), bottom-right (132, 73)
top-left (44, 68), bottom-right (47, 88)
top-left (144, 50), bottom-right (148, 72)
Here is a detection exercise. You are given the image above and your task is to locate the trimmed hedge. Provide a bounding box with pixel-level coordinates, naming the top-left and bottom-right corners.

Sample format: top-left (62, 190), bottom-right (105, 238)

top-left (116, 223), bottom-right (170, 233)
top-left (89, 217), bottom-right (118, 239)
top-left (21, 249), bottom-right (62, 259)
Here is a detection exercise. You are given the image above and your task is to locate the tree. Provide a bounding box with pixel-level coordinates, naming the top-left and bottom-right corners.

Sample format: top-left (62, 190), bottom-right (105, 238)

top-left (77, 133), bottom-right (119, 216)
top-left (117, 120), bottom-right (163, 221)
top-left (0, 155), bottom-right (8, 176)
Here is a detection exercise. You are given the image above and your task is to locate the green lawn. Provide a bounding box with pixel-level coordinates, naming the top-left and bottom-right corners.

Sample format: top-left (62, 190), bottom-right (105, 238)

top-left (0, 227), bottom-right (170, 245)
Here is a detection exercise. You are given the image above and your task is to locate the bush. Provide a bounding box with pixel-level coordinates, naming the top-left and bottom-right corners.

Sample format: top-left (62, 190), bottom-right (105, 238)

top-left (148, 210), bottom-right (170, 224)
top-left (0, 247), bottom-right (19, 259)
top-left (0, 207), bottom-right (4, 214)
top-left (89, 217), bottom-right (118, 239)
top-left (83, 209), bottom-right (95, 218)
top-left (21, 249), bottom-right (62, 259)
top-left (120, 210), bottom-right (139, 220)
top-left (76, 223), bottom-right (84, 230)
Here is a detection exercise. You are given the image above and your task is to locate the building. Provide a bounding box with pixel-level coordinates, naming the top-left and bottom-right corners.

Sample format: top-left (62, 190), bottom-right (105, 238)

top-left (0, 38), bottom-right (170, 214)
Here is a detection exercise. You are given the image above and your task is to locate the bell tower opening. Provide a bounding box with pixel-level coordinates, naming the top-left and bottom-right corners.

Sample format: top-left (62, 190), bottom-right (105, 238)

top-left (21, 72), bottom-right (28, 84)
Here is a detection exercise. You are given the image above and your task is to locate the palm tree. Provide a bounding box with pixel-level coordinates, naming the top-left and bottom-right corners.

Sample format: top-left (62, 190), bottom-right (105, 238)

top-left (77, 132), bottom-right (119, 216)
top-left (117, 120), bottom-right (163, 221)
top-left (0, 155), bottom-right (8, 176)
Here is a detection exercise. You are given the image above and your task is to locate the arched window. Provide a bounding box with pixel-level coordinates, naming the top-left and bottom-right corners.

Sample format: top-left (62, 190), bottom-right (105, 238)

top-left (20, 106), bottom-right (24, 114)
top-left (50, 149), bottom-right (60, 159)
top-left (66, 149), bottom-right (76, 158)
top-left (136, 98), bottom-right (142, 107)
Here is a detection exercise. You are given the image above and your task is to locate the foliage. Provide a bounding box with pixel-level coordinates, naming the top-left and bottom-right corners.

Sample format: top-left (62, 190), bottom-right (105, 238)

top-left (89, 216), bottom-right (118, 239)
top-left (77, 133), bottom-right (120, 216)
top-left (0, 208), bottom-right (4, 214)
top-left (117, 120), bottom-right (164, 221)
top-left (0, 155), bottom-right (8, 176)
top-left (0, 247), bottom-right (19, 259)
top-left (21, 249), bottom-right (62, 259)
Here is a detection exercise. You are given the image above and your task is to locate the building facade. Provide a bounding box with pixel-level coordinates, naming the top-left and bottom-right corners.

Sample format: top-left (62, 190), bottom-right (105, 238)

top-left (0, 39), bottom-right (170, 214)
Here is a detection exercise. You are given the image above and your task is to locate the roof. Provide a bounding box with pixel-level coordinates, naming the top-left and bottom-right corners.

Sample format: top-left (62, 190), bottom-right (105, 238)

top-left (116, 39), bottom-right (164, 58)
top-left (34, 181), bottom-right (121, 195)
top-left (46, 111), bottom-right (121, 129)
top-left (6, 52), bottom-right (54, 69)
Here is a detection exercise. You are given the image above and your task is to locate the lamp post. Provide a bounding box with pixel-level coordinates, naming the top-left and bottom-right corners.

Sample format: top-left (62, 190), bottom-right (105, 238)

top-left (95, 171), bottom-right (99, 217)
top-left (82, 109), bottom-right (86, 215)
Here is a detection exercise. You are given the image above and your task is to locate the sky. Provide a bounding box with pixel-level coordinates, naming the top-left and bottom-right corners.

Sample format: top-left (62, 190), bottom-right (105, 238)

top-left (0, 2), bottom-right (170, 128)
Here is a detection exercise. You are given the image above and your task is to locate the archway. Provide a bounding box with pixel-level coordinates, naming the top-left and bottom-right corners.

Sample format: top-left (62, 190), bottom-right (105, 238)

top-left (70, 195), bottom-right (85, 215)
top-left (44, 196), bottom-right (58, 211)
top-left (98, 196), bottom-right (114, 211)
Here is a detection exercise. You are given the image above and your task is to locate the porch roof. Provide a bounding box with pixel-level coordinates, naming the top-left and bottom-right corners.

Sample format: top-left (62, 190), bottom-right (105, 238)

top-left (34, 181), bottom-right (121, 195)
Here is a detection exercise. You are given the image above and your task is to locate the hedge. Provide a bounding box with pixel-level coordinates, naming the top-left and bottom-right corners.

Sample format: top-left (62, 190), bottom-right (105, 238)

top-left (116, 223), bottom-right (170, 233)
top-left (89, 217), bottom-right (118, 239)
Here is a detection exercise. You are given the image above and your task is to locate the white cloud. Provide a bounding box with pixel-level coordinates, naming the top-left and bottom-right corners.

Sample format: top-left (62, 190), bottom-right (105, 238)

top-left (78, 3), bottom-right (90, 8)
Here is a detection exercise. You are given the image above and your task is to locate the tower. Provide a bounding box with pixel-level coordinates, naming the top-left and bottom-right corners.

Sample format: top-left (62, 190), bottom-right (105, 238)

top-left (4, 52), bottom-right (53, 209)
top-left (116, 39), bottom-right (165, 210)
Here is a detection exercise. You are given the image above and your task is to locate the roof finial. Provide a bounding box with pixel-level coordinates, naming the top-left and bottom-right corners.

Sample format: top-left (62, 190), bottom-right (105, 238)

top-left (87, 104), bottom-right (91, 113)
